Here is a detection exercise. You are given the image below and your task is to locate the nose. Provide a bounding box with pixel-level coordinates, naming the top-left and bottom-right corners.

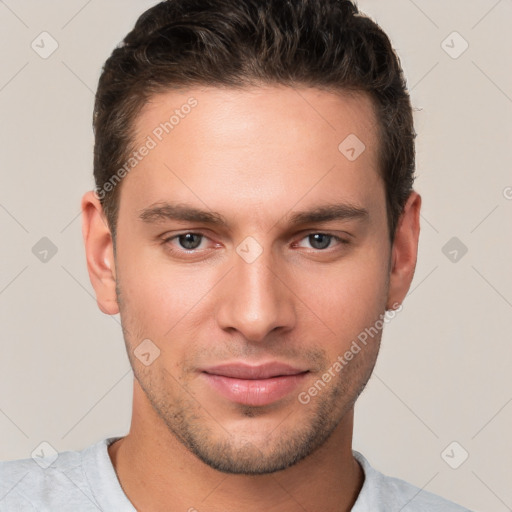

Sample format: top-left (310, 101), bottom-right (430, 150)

top-left (215, 245), bottom-right (297, 343)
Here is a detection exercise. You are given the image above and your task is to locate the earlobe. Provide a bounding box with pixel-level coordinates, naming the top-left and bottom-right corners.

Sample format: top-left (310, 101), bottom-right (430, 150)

top-left (386, 191), bottom-right (422, 310)
top-left (81, 190), bottom-right (119, 315)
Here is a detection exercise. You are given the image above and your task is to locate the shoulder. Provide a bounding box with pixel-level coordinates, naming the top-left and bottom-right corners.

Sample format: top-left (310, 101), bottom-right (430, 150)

top-left (0, 439), bottom-right (110, 511)
top-left (352, 451), bottom-right (474, 512)
top-left (0, 456), bottom-right (39, 511)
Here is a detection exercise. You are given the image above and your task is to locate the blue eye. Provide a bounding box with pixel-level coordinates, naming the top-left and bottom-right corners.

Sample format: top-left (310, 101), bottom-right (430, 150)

top-left (297, 233), bottom-right (348, 250)
top-left (307, 233), bottom-right (333, 250)
top-left (162, 231), bottom-right (349, 260)
top-left (175, 233), bottom-right (203, 250)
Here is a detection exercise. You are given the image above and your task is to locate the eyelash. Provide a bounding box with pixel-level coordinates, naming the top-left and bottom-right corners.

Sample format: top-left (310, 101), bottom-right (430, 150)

top-left (161, 231), bottom-right (350, 257)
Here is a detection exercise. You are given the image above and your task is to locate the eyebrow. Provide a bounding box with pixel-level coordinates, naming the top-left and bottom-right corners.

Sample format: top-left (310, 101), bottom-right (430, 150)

top-left (138, 203), bottom-right (229, 227)
top-left (287, 203), bottom-right (369, 225)
top-left (138, 201), bottom-right (369, 228)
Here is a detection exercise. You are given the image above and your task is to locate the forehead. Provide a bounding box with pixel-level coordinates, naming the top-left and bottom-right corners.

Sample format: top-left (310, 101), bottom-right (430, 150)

top-left (133, 85), bottom-right (379, 157)
top-left (121, 85), bottom-right (383, 230)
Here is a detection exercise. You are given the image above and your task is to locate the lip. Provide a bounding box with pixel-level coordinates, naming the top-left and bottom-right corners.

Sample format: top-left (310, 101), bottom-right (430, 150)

top-left (201, 362), bottom-right (309, 406)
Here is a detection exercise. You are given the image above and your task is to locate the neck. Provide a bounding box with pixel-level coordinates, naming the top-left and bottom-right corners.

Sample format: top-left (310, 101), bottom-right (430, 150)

top-left (108, 381), bottom-right (364, 512)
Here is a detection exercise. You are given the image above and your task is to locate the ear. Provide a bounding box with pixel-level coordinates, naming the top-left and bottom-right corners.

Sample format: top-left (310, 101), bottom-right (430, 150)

top-left (81, 190), bottom-right (119, 315)
top-left (386, 191), bottom-right (421, 310)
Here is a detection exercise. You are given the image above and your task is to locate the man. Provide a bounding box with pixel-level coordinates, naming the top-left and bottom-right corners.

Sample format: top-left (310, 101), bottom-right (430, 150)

top-left (0, 0), bottom-right (473, 510)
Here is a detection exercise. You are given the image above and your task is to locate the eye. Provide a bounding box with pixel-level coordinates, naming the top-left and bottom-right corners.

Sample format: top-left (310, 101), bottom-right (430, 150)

top-left (161, 231), bottom-right (350, 258)
top-left (296, 233), bottom-right (349, 250)
top-left (177, 233), bottom-right (203, 250)
top-left (164, 232), bottom-right (208, 251)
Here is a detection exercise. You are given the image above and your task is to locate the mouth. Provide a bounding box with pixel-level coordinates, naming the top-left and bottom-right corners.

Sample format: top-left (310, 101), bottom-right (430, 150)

top-left (201, 362), bottom-right (310, 407)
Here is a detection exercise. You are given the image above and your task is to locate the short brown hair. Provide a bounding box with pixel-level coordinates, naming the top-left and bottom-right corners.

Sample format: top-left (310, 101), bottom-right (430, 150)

top-left (93, 0), bottom-right (415, 243)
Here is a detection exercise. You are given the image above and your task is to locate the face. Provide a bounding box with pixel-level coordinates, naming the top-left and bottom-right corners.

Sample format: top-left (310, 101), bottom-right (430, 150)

top-left (84, 86), bottom-right (417, 475)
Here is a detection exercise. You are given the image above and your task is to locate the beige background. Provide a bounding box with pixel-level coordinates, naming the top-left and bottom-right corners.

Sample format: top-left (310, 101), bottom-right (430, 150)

top-left (1, 1), bottom-right (511, 511)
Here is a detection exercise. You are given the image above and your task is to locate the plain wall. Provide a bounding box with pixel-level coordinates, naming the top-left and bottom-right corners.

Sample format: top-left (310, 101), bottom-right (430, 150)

top-left (1, 1), bottom-right (511, 511)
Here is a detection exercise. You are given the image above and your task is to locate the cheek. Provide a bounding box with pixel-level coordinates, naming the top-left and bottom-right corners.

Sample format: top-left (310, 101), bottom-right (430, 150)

top-left (115, 222), bottom-right (390, 352)
top-left (115, 244), bottom-right (219, 338)
top-left (293, 247), bottom-right (389, 347)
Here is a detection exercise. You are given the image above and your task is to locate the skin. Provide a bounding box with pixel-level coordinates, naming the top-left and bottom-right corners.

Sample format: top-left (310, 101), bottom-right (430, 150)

top-left (81, 85), bottom-right (421, 512)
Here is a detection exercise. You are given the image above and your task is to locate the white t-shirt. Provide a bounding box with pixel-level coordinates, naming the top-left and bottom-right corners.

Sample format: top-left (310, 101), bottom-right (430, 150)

top-left (0, 437), bottom-right (473, 511)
